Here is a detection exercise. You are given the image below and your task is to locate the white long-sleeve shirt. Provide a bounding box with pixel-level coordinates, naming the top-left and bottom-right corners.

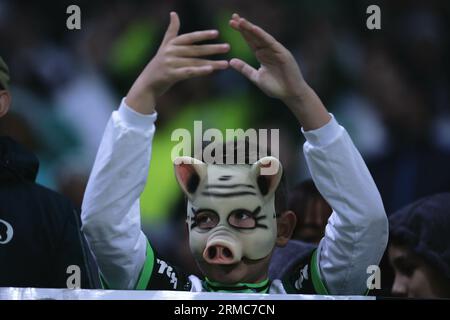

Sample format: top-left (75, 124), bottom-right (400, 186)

top-left (81, 99), bottom-right (388, 294)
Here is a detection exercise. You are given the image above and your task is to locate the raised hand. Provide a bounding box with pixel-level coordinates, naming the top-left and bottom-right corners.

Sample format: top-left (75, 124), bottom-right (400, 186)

top-left (126, 12), bottom-right (230, 114)
top-left (228, 14), bottom-right (306, 102)
top-left (229, 13), bottom-right (331, 130)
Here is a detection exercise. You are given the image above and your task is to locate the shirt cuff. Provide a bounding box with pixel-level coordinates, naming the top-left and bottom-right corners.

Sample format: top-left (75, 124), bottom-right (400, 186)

top-left (301, 114), bottom-right (343, 148)
top-left (118, 98), bottom-right (158, 131)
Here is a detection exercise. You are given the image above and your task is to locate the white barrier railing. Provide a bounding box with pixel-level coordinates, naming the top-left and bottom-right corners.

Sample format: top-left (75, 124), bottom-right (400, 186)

top-left (0, 287), bottom-right (375, 300)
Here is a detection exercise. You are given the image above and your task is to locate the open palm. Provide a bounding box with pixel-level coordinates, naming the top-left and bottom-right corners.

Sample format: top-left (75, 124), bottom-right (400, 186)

top-left (229, 14), bottom-right (306, 102)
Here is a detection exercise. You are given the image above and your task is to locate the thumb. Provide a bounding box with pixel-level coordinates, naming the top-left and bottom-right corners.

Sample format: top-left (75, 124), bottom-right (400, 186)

top-left (230, 58), bottom-right (258, 84)
top-left (162, 12), bottom-right (180, 45)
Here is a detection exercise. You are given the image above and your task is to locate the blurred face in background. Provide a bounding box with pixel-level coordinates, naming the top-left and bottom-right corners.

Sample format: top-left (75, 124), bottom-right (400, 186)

top-left (293, 195), bottom-right (331, 244)
top-left (389, 244), bottom-right (450, 298)
top-left (289, 181), bottom-right (332, 244)
top-left (0, 89), bottom-right (11, 118)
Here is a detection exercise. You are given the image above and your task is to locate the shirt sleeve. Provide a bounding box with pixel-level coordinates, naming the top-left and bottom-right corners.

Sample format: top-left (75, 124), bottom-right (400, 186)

top-left (301, 115), bottom-right (388, 295)
top-left (81, 98), bottom-right (157, 290)
top-left (281, 249), bottom-right (328, 295)
top-left (126, 239), bottom-right (193, 291)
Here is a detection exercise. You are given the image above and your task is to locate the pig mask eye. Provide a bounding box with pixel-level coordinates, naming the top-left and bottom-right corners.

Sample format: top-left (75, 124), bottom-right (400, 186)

top-left (191, 209), bottom-right (220, 230)
top-left (227, 207), bottom-right (267, 229)
top-left (190, 206), bottom-right (267, 231)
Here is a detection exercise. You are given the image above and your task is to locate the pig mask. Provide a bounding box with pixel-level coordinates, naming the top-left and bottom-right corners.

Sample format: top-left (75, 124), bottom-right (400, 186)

top-left (174, 156), bottom-right (283, 265)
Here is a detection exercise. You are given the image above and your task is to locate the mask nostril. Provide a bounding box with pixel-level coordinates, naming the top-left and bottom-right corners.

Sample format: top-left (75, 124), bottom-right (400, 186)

top-left (208, 246), bottom-right (217, 259)
top-left (223, 247), bottom-right (232, 258)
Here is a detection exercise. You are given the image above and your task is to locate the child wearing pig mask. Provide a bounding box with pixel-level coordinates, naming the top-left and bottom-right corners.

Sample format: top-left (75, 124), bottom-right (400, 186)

top-left (81, 13), bottom-right (388, 295)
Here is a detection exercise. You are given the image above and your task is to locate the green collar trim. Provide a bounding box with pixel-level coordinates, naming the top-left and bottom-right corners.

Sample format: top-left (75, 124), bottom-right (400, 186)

top-left (135, 240), bottom-right (155, 290)
top-left (203, 278), bottom-right (270, 293)
top-left (311, 249), bottom-right (329, 295)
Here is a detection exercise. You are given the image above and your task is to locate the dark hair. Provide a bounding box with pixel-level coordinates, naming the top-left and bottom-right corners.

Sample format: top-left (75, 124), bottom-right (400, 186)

top-left (288, 180), bottom-right (324, 216)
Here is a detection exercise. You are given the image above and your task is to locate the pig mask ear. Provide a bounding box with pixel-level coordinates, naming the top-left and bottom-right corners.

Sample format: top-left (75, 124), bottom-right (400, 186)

top-left (251, 156), bottom-right (283, 198)
top-left (174, 156), bottom-right (207, 200)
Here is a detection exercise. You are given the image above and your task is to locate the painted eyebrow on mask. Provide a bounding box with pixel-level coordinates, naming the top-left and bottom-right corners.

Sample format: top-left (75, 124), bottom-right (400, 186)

top-left (228, 206), bottom-right (262, 217)
top-left (191, 207), bottom-right (219, 216)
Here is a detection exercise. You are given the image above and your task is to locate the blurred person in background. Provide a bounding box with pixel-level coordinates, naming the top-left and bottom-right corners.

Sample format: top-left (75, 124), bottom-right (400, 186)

top-left (0, 57), bottom-right (98, 288)
top-left (388, 193), bottom-right (450, 298)
top-left (363, 48), bottom-right (450, 214)
top-left (270, 180), bottom-right (331, 280)
top-left (288, 179), bottom-right (332, 244)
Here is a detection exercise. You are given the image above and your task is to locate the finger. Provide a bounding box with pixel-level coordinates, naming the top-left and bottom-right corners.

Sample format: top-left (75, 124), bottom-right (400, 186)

top-left (228, 21), bottom-right (261, 51)
top-left (172, 30), bottom-right (219, 45)
top-left (171, 43), bottom-right (230, 57)
top-left (229, 17), bottom-right (277, 50)
top-left (229, 18), bottom-right (262, 50)
top-left (230, 20), bottom-right (260, 49)
top-left (229, 58), bottom-right (258, 83)
top-left (238, 18), bottom-right (277, 48)
top-left (229, 13), bottom-right (246, 31)
top-left (162, 12), bottom-right (180, 46)
top-left (170, 58), bottom-right (229, 70)
top-left (229, 18), bottom-right (240, 31)
top-left (173, 65), bottom-right (214, 81)
top-left (231, 13), bottom-right (240, 21)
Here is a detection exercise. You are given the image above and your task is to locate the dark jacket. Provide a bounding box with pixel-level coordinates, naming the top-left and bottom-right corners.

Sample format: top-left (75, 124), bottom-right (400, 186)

top-left (269, 240), bottom-right (317, 280)
top-left (0, 136), bottom-right (99, 288)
